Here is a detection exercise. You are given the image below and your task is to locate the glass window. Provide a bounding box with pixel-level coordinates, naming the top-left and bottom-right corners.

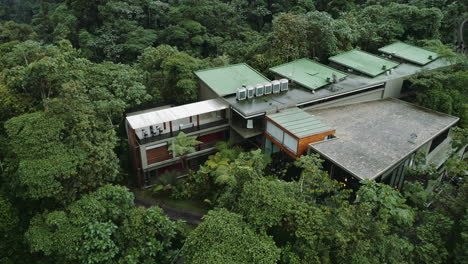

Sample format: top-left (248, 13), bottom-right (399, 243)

top-left (283, 133), bottom-right (298, 154)
top-left (266, 121), bottom-right (284, 143)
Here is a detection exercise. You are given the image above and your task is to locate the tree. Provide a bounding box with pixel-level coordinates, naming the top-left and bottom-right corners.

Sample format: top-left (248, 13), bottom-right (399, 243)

top-left (409, 69), bottom-right (468, 127)
top-left (52, 0), bottom-right (167, 62)
top-left (0, 194), bottom-right (18, 234)
top-left (168, 132), bottom-right (201, 172)
top-left (270, 11), bottom-right (356, 62)
top-left (3, 89), bottom-right (120, 204)
top-left (136, 45), bottom-right (205, 104)
top-left (1, 40), bottom-right (80, 101)
top-left (270, 13), bottom-right (308, 62)
top-left (0, 194), bottom-right (25, 264)
top-left (344, 3), bottom-right (443, 51)
top-left (295, 154), bottom-right (349, 202)
top-left (25, 184), bottom-right (184, 264)
top-left (236, 178), bottom-right (302, 230)
top-left (161, 52), bottom-right (205, 104)
top-left (78, 61), bottom-right (152, 124)
top-left (182, 208), bottom-right (280, 264)
top-left (0, 21), bottom-right (37, 43)
top-left (356, 180), bottom-right (415, 226)
top-left (0, 83), bottom-right (36, 123)
top-left (168, 132), bottom-right (201, 158)
top-left (315, 0), bottom-right (357, 18)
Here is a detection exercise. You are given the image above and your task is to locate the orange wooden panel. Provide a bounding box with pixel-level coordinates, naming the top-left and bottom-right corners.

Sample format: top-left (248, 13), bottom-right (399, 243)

top-left (265, 129), bottom-right (335, 159)
top-left (147, 145), bottom-right (172, 165)
top-left (297, 130), bottom-right (335, 156)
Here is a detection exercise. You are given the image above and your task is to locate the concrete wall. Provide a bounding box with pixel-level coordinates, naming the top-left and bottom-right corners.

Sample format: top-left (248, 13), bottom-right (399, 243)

top-left (383, 78), bottom-right (404, 98)
top-left (425, 131), bottom-right (454, 169)
top-left (305, 89), bottom-right (384, 110)
top-left (198, 81), bottom-right (220, 101)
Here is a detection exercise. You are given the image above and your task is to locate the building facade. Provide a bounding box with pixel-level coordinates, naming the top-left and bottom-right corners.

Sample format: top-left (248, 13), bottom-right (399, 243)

top-left (126, 42), bottom-right (460, 188)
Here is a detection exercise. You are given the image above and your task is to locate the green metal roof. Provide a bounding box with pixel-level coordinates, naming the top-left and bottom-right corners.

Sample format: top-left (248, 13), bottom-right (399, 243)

top-left (267, 107), bottom-right (333, 138)
top-left (378, 42), bottom-right (439, 66)
top-left (329, 50), bottom-right (400, 77)
top-left (269, 58), bottom-right (347, 91)
top-left (194, 63), bottom-right (270, 96)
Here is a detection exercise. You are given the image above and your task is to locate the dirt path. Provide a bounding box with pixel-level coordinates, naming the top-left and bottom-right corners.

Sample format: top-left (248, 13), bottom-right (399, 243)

top-left (134, 194), bottom-right (204, 226)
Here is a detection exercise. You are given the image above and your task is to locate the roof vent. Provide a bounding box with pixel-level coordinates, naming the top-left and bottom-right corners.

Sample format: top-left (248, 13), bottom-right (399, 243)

top-left (264, 82), bottom-right (272, 95)
top-left (255, 84), bottom-right (264, 97)
top-left (428, 55), bottom-right (433, 60)
top-left (382, 65), bottom-right (387, 70)
top-left (247, 86), bottom-right (255, 99)
top-left (236, 87), bottom-right (247, 100)
top-left (326, 77), bottom-right (331, 83)
top-left (271, 80), bottom-right (280, 94)
top-left (408, 133), bottom-right (417, 144)
top-left (280, 79), bottom-right (289, 91)
top-left (332, 73), bottom-right (338, 83)
top-left (329, 86), bottom-right (340, 92)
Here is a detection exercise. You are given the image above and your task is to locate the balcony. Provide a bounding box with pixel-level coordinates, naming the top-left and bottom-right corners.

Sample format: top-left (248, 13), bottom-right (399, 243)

top-left (146, 141), bottom-right (220, 168)
top-left (138, 119), bottom-right (229, 145)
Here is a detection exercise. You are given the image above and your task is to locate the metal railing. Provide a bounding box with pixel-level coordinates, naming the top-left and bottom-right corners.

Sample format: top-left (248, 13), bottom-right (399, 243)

top-left (146, 141), bottom-right (219, 165)
top-left (138, 119), bottom-right (228, 145)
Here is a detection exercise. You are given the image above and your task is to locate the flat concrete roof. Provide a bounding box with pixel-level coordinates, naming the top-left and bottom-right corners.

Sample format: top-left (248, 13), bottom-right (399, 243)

top-left (308, 98), bottom-right (459, 180)
top-left (126, 98), bottom-right (229, 129)
top-left (379, 42), bottom-right (438, 65)
top-left (329, 50), bottom-right (400, 77)
top-left (269, 58), bottom-right (347, 91)
top-left (194, 63), bottom-right (270, 96)
top-left (267, 107), bottom-right (333, 138)
top-left (225, 58), bottom-right (451, 118)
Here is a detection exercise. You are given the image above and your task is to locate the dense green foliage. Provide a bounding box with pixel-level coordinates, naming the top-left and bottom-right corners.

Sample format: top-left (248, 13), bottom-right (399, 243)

top-left (0, 0), bottom-right (466, 263)
top-left (179, 153), bottom-right (467, 264)
top-left (410, 69), bottom-right (468, 127)
top-left (182, 208), bottom-right (281, 264)
top-left (26, 185), bottom-right (184, 264)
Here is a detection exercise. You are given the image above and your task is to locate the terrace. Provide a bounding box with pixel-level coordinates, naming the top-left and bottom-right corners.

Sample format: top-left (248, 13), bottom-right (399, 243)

top-left (126, 98), bottom-right (230, 146)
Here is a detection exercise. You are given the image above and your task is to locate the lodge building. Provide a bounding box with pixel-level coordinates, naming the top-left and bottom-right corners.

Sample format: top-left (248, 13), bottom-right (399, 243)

top-left (126, 42), bottom-right (464, 188)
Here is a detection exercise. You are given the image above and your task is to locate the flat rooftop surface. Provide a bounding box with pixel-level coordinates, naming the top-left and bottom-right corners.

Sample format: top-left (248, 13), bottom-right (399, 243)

top-left (378, 42), bottom-right (438, 65)
top-left (329, 50), bottom-right (400, 77)
top-left (126, 98), bottom-right (229, 129)
top-left (308, 98), bottom-right (459, 180)
top-left (224, 58), bottom-right (450, 118)
top-left (194, 63), bottom-right (270, 96)
top-left (267, 107), bottom-right (333, 138)
top-left (269, 58), bottom-right (347, 91)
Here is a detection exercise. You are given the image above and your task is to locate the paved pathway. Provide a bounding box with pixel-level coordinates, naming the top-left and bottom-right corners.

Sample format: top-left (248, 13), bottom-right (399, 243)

top-left (134, 193), bottom-right (204, 226)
